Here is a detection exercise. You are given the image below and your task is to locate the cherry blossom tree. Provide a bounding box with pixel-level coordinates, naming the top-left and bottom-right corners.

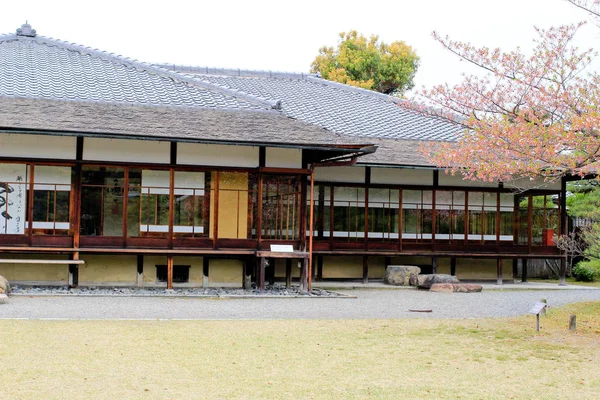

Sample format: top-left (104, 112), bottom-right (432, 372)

top-left (411, 21), bottom-right (600, 183)
top-left (566, 0), bottom-right (600, 20)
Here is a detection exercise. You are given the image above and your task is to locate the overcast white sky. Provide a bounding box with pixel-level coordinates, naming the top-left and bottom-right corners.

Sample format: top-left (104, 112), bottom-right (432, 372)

top-left (1, 0), bottom-right (598, 90)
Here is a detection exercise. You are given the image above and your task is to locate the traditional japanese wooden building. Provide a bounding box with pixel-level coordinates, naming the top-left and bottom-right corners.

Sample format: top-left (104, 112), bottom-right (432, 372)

top-left (0, 24), bottom-right (566, 289)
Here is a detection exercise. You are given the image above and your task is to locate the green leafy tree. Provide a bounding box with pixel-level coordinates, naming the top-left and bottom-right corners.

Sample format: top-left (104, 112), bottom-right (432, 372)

top-left (567, 180), bottom-right (600, 257)
top-left (310, 30), bottom-right (420, 96)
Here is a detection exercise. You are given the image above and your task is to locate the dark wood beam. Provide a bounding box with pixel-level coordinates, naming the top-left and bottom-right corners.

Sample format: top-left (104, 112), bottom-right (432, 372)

top-left (258, 256), bottom-right (266, 290)
top-left (167, 255), bottom-right (174, 289)
top-left (559, 177), bottom-right (567, 286)
top-left (285, 258), bottom-right (292, 288)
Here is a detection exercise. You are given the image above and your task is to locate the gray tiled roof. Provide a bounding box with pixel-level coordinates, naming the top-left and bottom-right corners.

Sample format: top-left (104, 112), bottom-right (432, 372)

top-left (0, 30), bottom-right (276, 110)
top-left (0, 97), bottom-right (369, 150)
top-left (0, 24), bottom-right (458, 167)
top-left (160, 65), bottom-right (460, 142)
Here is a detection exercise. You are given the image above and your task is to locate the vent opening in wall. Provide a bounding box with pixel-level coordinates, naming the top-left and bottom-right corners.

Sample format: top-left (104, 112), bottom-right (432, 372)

top-left (156, 265), bottom-right (190, 283)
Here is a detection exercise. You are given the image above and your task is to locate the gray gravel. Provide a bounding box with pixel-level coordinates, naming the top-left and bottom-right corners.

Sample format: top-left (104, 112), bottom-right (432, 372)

top-left (9, 285), bottom-right (342, 298)
top-left (1, 289), bottom-right (599, 320)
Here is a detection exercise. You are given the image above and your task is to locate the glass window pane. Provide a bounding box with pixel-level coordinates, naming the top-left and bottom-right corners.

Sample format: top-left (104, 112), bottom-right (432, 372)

top-left (81, 166), bottom-right (124, 237)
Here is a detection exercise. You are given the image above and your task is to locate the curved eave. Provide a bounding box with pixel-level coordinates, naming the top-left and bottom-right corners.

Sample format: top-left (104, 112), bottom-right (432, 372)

top-left (0, 126), bottom-right (376, 159)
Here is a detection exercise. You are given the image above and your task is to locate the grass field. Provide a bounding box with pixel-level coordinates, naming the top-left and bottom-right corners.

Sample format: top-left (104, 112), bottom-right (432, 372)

top-left (530, 277), bottom-right (600, 288)
top-left (1, 302), bottom-right (599, 399)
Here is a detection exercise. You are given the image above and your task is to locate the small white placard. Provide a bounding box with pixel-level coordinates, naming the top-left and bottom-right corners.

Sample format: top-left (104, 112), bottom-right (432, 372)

top-left (529, 302), bottom-right (546, 315)
top-left (270, 244), bottom-right (294, 252)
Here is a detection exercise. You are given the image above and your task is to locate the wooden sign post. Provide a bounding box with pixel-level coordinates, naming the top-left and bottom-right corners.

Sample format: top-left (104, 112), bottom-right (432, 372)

top-left (529, 301), bottom-right (547, 332)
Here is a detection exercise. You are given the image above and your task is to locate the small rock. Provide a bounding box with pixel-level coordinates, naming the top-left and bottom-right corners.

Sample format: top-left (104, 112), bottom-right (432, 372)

top-left (0, 275), bottom-right (11, 294)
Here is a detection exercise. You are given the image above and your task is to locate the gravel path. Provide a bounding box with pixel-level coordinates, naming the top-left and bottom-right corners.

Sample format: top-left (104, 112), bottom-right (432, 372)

top-left (1, 289), bottom-right (599, 320)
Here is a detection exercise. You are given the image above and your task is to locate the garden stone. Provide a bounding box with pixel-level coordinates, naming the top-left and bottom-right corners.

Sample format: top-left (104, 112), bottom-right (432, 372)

top-left (430, 283), bottom-right (483, 293)
top-left (410, 274), bottom-right (460, 289)
top-left (0, 275), bottom-right (10, 294)
top-left (384, 265), bottom-right (421, 286)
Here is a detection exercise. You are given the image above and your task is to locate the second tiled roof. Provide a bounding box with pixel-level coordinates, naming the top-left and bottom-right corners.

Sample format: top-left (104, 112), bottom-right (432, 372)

top-left (163, 67), bottom-right (460, 142)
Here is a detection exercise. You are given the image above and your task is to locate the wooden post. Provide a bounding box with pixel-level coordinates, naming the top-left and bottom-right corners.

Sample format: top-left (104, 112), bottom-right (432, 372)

top-left (300, 259), bottom-right (308, 292)
top-left (362, 255), bottom-right (368, 284)
top-left (569, 314), bottom-right (577, 331)
top-left (527, 196), bottom-right (533, 250)
top-left (496, 258), bottom-right (503, 285)
top-left (203, 257), bottom-right (209, 288)
top-left (256, 172), bottom-right (263, 243)
top-left (168, 168), bottom-right (175, 249)
top-left (496, 192), bottom-right (501, 243)
top-left (167, 255), bottom-right (173, 289)
top-left (364, 167), bottom-right (370, 252)
top-left (308, 168), bottom-right (315, 291)
top-left (432, 170), bottom-right (438, 252)
top-left (122, 167), bottom-right (129, 247)
top-left (450, 257), bottom-right (456, 276)
top-left (27, 164), bottom-right (35, 246)
top-left (522, 258), bottom-right (528, 282)
top-left (137, 254), bottom-right (144, 287)
top-left (464, 191), bottom-right (469, 247)
top-left (432, 257), bottom-right (438, 274)
top-left (285, 258), bottom-right (292, 288)
top-left (72, 144), bottom-right (83, 249)
top-left (559, 176), bottom-right (568, 286)
top-left (398, 189), bottom-right (403, 252)
top-left (213, 171), bottom-right (220, 249)
top-left (258, 256), bottom-right (266, 290)
top-left (512, 259), bottom-right (518, 284)
top-left (68, 252), bottom-right (79, 288)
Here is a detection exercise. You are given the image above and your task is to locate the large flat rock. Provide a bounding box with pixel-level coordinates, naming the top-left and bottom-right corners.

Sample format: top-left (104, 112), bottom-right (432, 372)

top-left (430, 283), bottom-right (483, 293)
top-left (384, 265), bottom-right (421, 286)
top-left (410, 274), bottom-right (460, 289)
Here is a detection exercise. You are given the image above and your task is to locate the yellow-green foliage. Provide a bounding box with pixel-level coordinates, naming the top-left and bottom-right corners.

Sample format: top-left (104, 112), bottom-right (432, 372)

top-left (311, 30), bottom-right (419, 96)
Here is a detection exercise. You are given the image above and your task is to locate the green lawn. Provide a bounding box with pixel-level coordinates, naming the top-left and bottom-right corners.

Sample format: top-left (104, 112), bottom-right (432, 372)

top-left (530, 277), bottom-right (600, 287)
top-left (1, 302), bottom-right (599, 399)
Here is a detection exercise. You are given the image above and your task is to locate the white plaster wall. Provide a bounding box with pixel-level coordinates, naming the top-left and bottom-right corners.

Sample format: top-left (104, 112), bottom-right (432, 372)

top-left (439, 172), bottom-right (499, 188)
top-left (266, 148), bottom-right (302, 169)
top-left (314, 166), bottom-right (365, 183)
top-left (371, 167), bottom-right (433, 186)
top-left (178, 143), bottom-right (259, 167)
top-left (84, 138), bottom-right (170, 164)
top-left (0, 133), bottom-right (76, 159)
